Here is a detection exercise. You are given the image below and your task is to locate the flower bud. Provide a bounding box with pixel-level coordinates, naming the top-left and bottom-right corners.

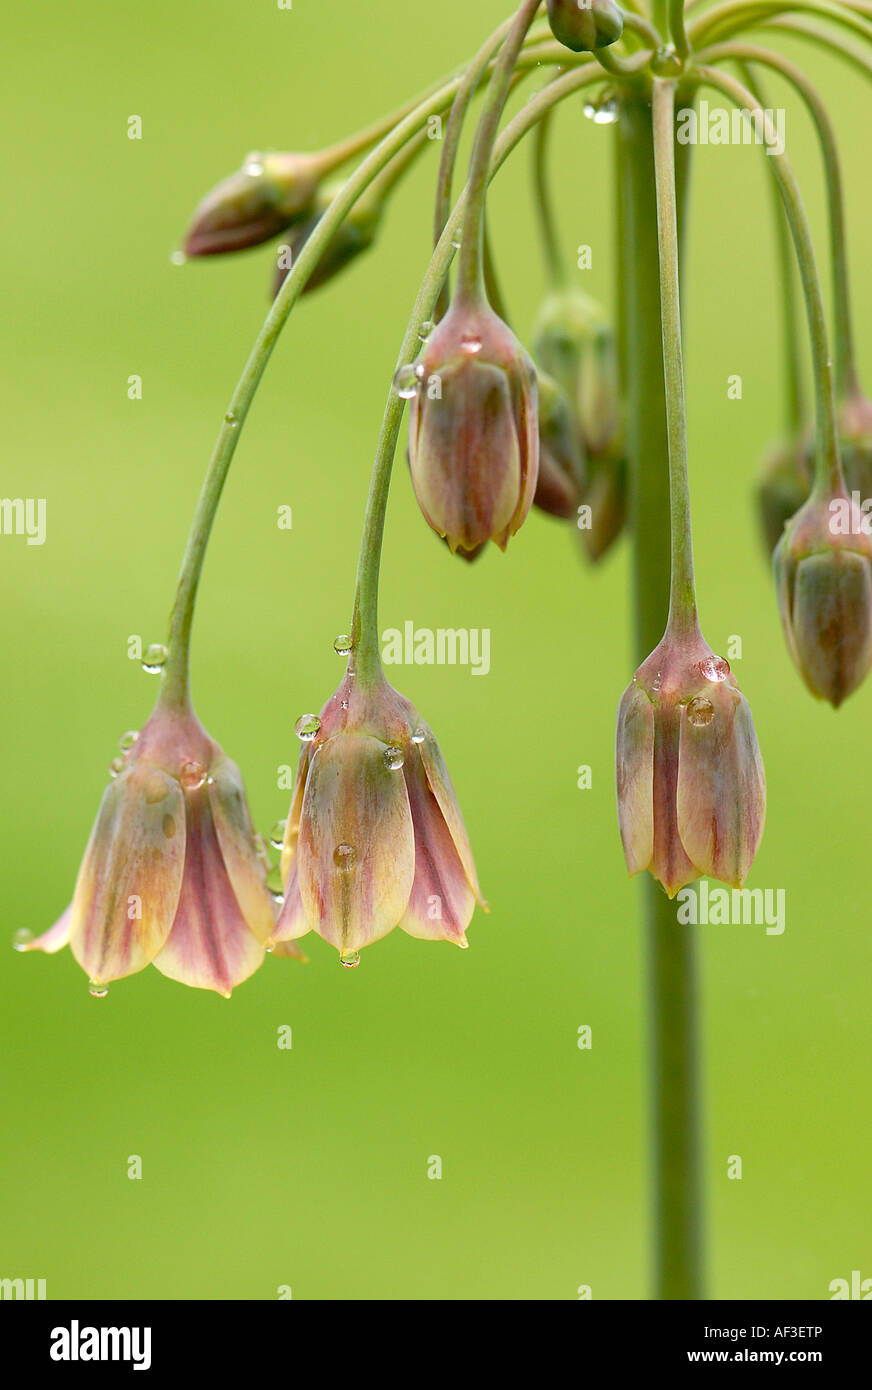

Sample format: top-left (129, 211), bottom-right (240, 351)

top-left (773, 490), bottom-right (872, 706)
top-left (534, 370), bottom-right (586, 519)
top-left (546, 0), bottom-right (624, 52)
top-left (21, 704), bottom-right (292, 994)
top-left (533, 289), bottom-right (622, 460)
top-left (273, 671), bottom-right (485, 959)
top-left (184, 151), bottom-right (325, 257)
top-left (272, 180), bottom-right (383, 298)
top-left (836, 388), bottom-right (872, 500)
top-left (616, 629), bottom-right (766, 897)
top-left (756, 435), bottom-right (812, 554)
top-left (408, 298), bottom-right (539, 553)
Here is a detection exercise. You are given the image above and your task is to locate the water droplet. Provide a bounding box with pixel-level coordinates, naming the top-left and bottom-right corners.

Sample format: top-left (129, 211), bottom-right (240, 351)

top-left (267, 864), bottom-right (284, 895)
top-left (333, 842), bottom-right (356, 871)
top-left (651, 671), bottom-right (663, 693)
top-left (88, 980), bottom-right (109, 998)
top-left (340, 699), bottom-right (349, 711)
top-left (243, 152), bottom-right (265, 177)
top-left (142, 643), bottom-right (168, 674)
top-left (12, 928), bottom-right (34, 952)
top-left (583, 96), bottom-right (619, 125)
top-left (170, 250), bottom-right (187, 266)
top-left (294, 713), bottom-right (321, 741)
top-left (461, 334), bottom-right (482, 355)
top-left (393, 363), bottom-right (424, 399)
top-left (118, 730), bottom-right (139, 752)
top-left (418, 320), bottom-right (433, 341)
top-left (108, 755), bottom-right (126, 779)
top-left (383, 745), bottom-right (405, 771)
top-left (179, 759), bottom-right (207, 791)
top-left (699, 655), bottom-right (730, 683)
top-left (687, 696), bottom-right (715, 727)
top-left (224, 410), bottom-right (239, 428)
top-left (339, 950), bottom-right (361, 969)
top-left (333, 634), bottom-right (352, 656)
top-left (411, 727), bottom-right (426, 745)
top-left (269, 820), bottom-right (287, 849)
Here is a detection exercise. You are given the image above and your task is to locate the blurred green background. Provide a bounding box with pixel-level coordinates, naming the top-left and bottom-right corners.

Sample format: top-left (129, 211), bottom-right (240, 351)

top-left (2, 0), bottom-right (870, 1301)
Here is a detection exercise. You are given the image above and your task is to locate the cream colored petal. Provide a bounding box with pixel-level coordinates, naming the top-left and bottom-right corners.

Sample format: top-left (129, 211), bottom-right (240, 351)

top-left (416, 727), bottom-right (484, 905)
top-left (271, 857), bottom-right (311, 943)
top-left (677, 690), bottom-right (767, 889)
top-left (280, 742), bottom-right (311, 883)
top-left (296, 732), bottom-right (415, 954)
top-left (153, 789), bottom-right (265, 997)
top-left (615, 682), bottom-right (655, 877)
top-left (208, 756), bottom-right (277, 943)
top-left (70, 765), bottom-right (186, 984)
top-left (22, 904), bottom-right (74, 954)
top-left (399, 753), bottom-right (476, 945)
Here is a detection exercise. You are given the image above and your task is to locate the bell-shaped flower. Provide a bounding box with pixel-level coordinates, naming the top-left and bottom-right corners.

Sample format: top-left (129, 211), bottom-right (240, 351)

top-left (20, 703), bottom-right (291, 995)
top-left (184, 150), bottom-right (327, 257)
top-left (272, 671), bottom-right (484, 962)
top-left (616, 626), bottom-right (766, 898)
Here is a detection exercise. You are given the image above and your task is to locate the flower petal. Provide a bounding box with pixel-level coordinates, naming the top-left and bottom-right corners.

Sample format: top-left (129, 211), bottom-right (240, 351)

top-left (280, 742), bottom-right (311, 885)
top-left (399, 754), bottom-right (475, 945)
top-left (296, 732), bottom-right (415, 954)
top-left (651, 702), bottom-right (699, 898)
top-left (676, 689), bottom-right (766, 889)
top-left (416, 727), bottom-right (484, 905)
top-left (271, 855), bottom-right (311, 943)
top-left (208, 756), bottom-right (277, 943)
top-left (152, 789), bottom-right (265, 997)
top-left (615, 681), bottom-right (655, 877)
top-left (23, 904), bottom-right (74, 954)
top-left (70, 766), bottom-right (186, 984)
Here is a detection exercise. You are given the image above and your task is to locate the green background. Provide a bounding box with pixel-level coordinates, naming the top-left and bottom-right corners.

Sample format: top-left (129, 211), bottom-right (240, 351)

top-left (2, 0), bottom-right (870, 1300)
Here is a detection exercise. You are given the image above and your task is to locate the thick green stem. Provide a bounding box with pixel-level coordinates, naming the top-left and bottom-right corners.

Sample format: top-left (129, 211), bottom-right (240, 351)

top-left (618, 91), bottom-right (704, 1301)
top-left (455, 0), bottom-right (543, 304)
top-left (693, 66), bottom-right (843, 496)
top-left (350, 63), bottom-right (605, 684)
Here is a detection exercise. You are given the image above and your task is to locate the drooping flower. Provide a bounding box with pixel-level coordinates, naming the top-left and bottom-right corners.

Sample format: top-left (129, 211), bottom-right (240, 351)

top-left (773, 489), bottom-right (872, 706)
top-left (183, 151), bottom-right (328, 257)
top-left (272, 178), bottom-right (383, 299)
top-left (756, 434), bottom-right (812, 554)
top-left (533, 369), bottom-right (586, 519)
top-left (616, 626), bottom-right (766, 897)
top-left (20, 703), bottom-right (294, 995)
top-left (271, 669), bottom-right (485, 962)
top-left (408, 297), bottom-right (539, 554)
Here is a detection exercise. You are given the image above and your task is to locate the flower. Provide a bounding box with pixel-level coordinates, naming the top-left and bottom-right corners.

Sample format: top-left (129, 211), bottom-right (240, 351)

top-left (533, 370), bottom-right (586, 519)
top-left (773, 489), bottom-right (872, 706)
top-left (20, 704), bottom-right (293, 995)
top-left (183, 151), bottom-right (327, 257)
top-left (533, 288), bottom-right (622, 461)
top-left (272, 179), bottom-right (383, 299)
top-left (271, 670), bottom-right (485, 961)
top-left (408, 297), bottom-right (539, 553)
top-left (546, 0), bottom-right (624, 52)
top-left (615, 626), bottom-right (766, 897)
top-left (756, 434), bottom-right (812, 554)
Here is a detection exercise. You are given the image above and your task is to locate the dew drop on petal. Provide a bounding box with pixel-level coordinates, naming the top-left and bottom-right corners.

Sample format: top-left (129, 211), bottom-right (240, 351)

top-left (411, 727), bottom-right (426, 745)
top-left (393, 364), bottom-right (423, 399)
top-left (687, 696), bottom-right (715, 727)
top-left (108, 756), bottom-right (126, 779)
top-left (333, 634), bottom-right (352, 656)
top-left (651, 671), bottom-right (663, 693)
top-left (418, 320), bottom-right (434, 342)
top-left (461, 335), bottom-right (482, 355)
top-left (142, 643), bottom-right (168, 674)
top-left (333, 843), bottom-right (356, 871)
top-left (269, 820), bottom-right (287, 849)
top-left (294, 713), bottom-right (321, 742)
top-left (118, 730), bottom-right (139, 752)
top-left (88, 980), bottom-right (109, 998)
top-left (339, 950), bottom-right (361, 969)
top-left (179, 760), bottom-right (208, 791)
top-left (699, 655), bottom-right (730, 683)
top-left (12, 928), bottom-right (34, 952)
top-left (383, 745), bottom-right (404, 771)
top-left (243, 152), bottom-right (265, 176)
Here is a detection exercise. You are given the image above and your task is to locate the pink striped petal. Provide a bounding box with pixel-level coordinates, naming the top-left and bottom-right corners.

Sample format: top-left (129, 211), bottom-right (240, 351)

top-left (615, 682), bottom-right (655, 877)
top-left (271, 856), bottom-right (311, 943)
top-left (208, 756), bottom-right (277, 944)
top-left (23, 904), bottom-right (74, 954)
top-left (416, 728), bottom-right (484, 905)
top-left (399, 755), bottom-right (475, 945)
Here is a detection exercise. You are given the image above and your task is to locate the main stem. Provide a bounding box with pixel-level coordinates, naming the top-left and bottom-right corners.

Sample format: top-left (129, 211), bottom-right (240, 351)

top-left (618, 91), bottom-right (704, 1301)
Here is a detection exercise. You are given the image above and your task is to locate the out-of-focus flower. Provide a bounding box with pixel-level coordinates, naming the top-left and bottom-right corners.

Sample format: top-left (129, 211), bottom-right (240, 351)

top-left (534, 369), bottom-right (587, 518)
top-left (756, 434), bottom-right (812, 554)
top-left (272, 670), bottom-right (485, 963)
top-left (408, 297), bottom-right (539, 554)
top-left (20, 704), bottom-right (293, 995)
top-left (546, 0), bottom-right (624, 52)
top-left (579, 454), bottom-right (628, 562)
top-left (773, 489), bottom-right (872, 706)
top-left (835, 389), bottom-right (872, 500)
top-left (184, 150), bottom-right (328, 257)
top-left (616, 626), bottom-right (766, 897)
top-left (272, 179), bottom-right (383, 298)
top-left (533, 288), bottom-right (622, 460)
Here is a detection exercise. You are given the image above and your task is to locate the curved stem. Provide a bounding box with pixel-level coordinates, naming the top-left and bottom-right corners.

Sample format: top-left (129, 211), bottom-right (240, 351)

top-left (761, 15), bottom-right (872, 76)
top-left (652, 80), bottom-right (697, 639)
top-left (350, 62), bottom-right (607, 684)
top-left (533, 99), bottom-right (566, 287)
top-left (689, 0), bottom-right (872, 47)
top-left (669, 0), bottom-right (693, 57)
top-left (692, 65), bottom-right (843, 495)
top-left (625, 10), bottom-right (670, 46)
top-left (701, 42), bottom-right (858, 401)
top-left (455, 0), bottom-right (543, 305)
